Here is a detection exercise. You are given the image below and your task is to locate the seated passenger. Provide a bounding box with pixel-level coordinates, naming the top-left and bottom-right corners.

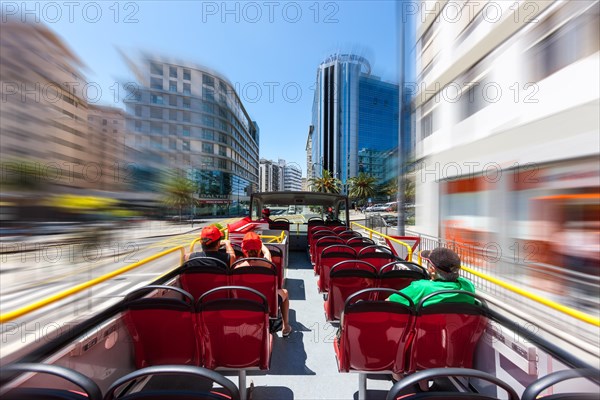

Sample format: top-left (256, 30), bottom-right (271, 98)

top-left (236, 232), bottom-right (292, 337)
top-left (186, 225), bottom-right (236, 267)
top-left (388, 247), bottom-right (475, 306)
top-left (259, 208), bottom-right (273, 223)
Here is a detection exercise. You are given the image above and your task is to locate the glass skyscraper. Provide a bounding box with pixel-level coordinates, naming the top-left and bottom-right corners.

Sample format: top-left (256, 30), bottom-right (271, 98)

top-left (309, 54), bottom-right (400, 193)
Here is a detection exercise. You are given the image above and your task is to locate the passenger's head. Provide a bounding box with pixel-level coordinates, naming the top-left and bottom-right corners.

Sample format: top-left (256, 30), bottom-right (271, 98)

top-left (200, 225), bottom-right (222, 251)
top-left (242, 231), bottom-right (263, 257)
top-left (423, 247), bottom-right (461, 281)
top-left (262, 208), bottom-right (270, 218)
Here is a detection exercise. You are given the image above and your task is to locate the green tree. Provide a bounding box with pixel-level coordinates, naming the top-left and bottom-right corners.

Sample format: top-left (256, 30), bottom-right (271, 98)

top-left (348, 172), bottom-right (377, 205)
top-left (161, 171), bottom-right (198, 221)
top-left (309, 169), bottom-right (341, 193)
top-left (381, 178), bottom-right (415, 204)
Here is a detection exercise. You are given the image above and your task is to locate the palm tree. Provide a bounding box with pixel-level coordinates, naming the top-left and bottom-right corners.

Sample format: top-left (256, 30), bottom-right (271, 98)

top-left (161, 171), bottom-right (198, 221)
top-left (348, 173), bottom-right (377, 206)
top-left (309, 169), bottom-right (341, 193)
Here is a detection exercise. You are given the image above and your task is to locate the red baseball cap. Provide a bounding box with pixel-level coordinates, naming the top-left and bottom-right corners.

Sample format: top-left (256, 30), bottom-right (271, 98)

top-left (242, 231), bottom-right (263, 251)
top-left (262, 208), bottom-right (270, 216)
top-left (201, 225), bottom-right (222, 245)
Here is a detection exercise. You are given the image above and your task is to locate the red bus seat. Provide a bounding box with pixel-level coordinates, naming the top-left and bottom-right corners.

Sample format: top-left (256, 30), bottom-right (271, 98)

top-left (307, 219), bottom-right (327, 246)
top-left (386, 368), bottom-right (519, 400)
top-left (196, 286), bottom-right (271, 371)
top-left (317, 245), bottom-right (357, 293)
top-left (264, 244), bottom-right (285, 289)
top-left (346, 237), bottom-right (375, 251)
top-left (179, 257), bottom-right (229, 300)
top-left (269, 218), bottom-right (290, 231)
top-left (313, 236), bottom-right (345, 274)
top-left (335, 288), bottom-right (415, 374)
top-left (338, 230), bottom-right (362, 241)
top-left (522, 369), bottom-right (600, 400)
top-left (376, 262), bottom-right (428, 298)
top-left (103, 365), bottom-right (240, 400)
top-left (331, 225), bottom-right (348, 233)
top-left (123, 285), bottom-right (198, 368)
top-left (0, 363), bottom-right (102, 400)
top-left (324, 260), bottom-right (377, 321)
top-left (358, 245), bottom-right (398, 270)
top-left (408, 291), bottom-right (488, 372)
top-left (230, 258), bottom-right (279, 318)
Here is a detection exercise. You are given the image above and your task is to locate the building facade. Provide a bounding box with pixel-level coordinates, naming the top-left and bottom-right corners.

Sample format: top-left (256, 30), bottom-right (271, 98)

top-left (0, 20), bottom-right (120, 192)
top-left (259, 158), bottom-right (282, 192)
top-left (279, 159), bottom-right (302, 191)
top-left (309, 54), bottom-right (400, 193)
top-left (123, 56), bottom-right (259, 215)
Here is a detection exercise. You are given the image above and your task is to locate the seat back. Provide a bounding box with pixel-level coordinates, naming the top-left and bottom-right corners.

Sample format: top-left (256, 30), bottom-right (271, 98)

top-left (409, 291), bottom-right (488, 372)
top-left (123, 285), bottom-right (198, 368)
top-left (269, 218), bottom-right (290, 231)
top-left (338, 230), bottom-right (362, 241)
top-left (376, 262), bottom-right (429, 298)
top-left (179, 257), bottom-right (229, 299)
top-left (358, 245), bottom-right (398, 270)
top-left (103, 365), bottom-right (240, 400)
top-left (230, 258), bottom-right (279, 318)
top-left (346, 237), bottom-right (375, 251)
top-left (196, 286), bottom-right (271, 370)
top-left (522, 368), bottom-right (600, 400)
top-left (309, 231), bottom-right (334, 263)
top-left (386, 368), bottom-right (520, 400)
top-left (325, 260), bottom-right (377, 321)
top-left (0, 363), bottom-right (102, 400)
top-left (335, 288), bottom-right (414, 374)
top-left (313, 236), bottom-right (345, 273)
top-left (307, 219), bottom-right (326, 246)
top-left (264, 244), bottom-right (284, 289)
top-left (318, 245), bottom-right (357, 293)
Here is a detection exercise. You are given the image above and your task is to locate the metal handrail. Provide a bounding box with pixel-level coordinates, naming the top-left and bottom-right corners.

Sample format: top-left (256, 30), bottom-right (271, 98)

top-left (351, 222), bottom-right (413, 261)
top-left (0, 246), bottom-right (186, 324)
top-left (462, 265), bottom-right (600, 326)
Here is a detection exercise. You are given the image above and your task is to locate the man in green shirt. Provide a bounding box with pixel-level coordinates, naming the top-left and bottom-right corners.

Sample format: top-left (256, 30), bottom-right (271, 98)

top-left (388, 247), bottom-right (475, 307)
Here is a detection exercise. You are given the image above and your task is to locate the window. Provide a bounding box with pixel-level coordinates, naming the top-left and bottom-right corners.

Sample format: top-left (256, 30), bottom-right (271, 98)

top-left (218, 158), bottom-right (227, 169)
top-left (203, 129), bottom-right (214, 140)
top-left (169, 95), bottom-right (177, 106)
top-left (150, 107), bottom-right (163, 119)
top-left (102, 119), bottom-right (107, 125)
top-left (183, 98), bottom-right (191, 109)
top-left (203, 115), bottom-right (214, 127)
top-left (169, 81), bottom-right (177, 92)
top-left (201, 156), bottom-right (214, 167)
top-left (182, 140), bottom-right (190, 151)
top-left (182, 127), bottom-right (190, 137)
top-left (150, 122), bottom-right (162, 134)
top-left (169, 138), bottom-right (177, 149)
top-left (202, 142), bottom-right (214, 153)
top-left (151, 94), bottom-right (163, 104)
top-left (135, 121), bottom-right (142, 132)
top-left (203, 102), bottom-right (215, 114)
top-left (218, 106), bottom-right (227, 119)
top-left (219, 145), bottom-right (227, 156)
top-left (169, 66), bottom-right (177, 78)
top-left (183, 83), bottom-right (191, 95)
top-left (183, 111), bottom-right (191, 123)
top-left (135, 106), bottom-right (142, 117)
top-left (150, 62), bottom-right (162, 75)
top-left (219, 133), bottom-right (227, 144)
top-left (169, 125), bottom-right (177, 135)
top-left (183, 69), bottom-right (191, 80)
top-left (150, 77), bottom-right (162, 90)
top-left (169, 109), bottom-right (177, 121)
top-left (219, 81), bottom-right (227, 92)
top-left (203, 74), bottom-right (215, 86)
top-left (204, 88), bottom-right (215, 101)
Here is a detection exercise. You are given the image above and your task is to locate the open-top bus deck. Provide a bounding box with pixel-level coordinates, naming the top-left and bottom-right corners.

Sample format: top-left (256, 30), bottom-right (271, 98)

top-left (1, 192), bottom-right (598, 399)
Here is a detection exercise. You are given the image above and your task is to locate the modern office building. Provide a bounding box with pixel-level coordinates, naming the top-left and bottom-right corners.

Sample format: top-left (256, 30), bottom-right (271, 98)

top-left (279, 159), bottom-right (303, 191)
top-left (309, 54), bottom-right (400, 193)
top-left (123, 56), bottom-right (260, 215)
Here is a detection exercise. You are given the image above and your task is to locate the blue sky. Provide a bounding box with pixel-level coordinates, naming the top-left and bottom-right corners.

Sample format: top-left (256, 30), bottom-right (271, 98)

top-left (36, 1), bottom-right (399, 174)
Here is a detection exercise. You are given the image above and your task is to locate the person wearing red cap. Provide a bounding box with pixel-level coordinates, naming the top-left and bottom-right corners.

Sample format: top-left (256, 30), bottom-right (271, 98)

top-left (388, 247), bottom-right (475, 306)
top-left (236, 231), bottom-right (292, 337)
top-left (260, 208), bottom-right (272, 223)
top-left (187, 225), bottom-right (236, 267)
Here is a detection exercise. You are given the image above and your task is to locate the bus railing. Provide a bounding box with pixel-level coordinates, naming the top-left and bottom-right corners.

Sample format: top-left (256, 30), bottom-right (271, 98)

top-left (350, 222), bottom-right (413, 261)
top-left (0, 246), bottom-right (186, 324)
